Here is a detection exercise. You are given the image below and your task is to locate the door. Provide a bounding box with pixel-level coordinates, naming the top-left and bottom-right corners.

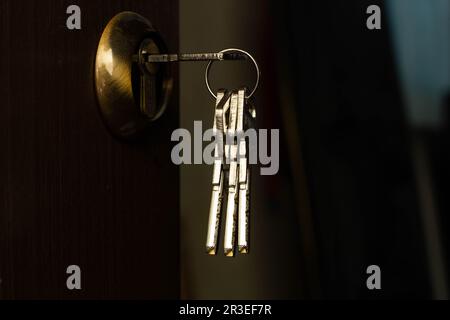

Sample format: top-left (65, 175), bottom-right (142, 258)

top-left (0, 0), bottom-right (179, 299)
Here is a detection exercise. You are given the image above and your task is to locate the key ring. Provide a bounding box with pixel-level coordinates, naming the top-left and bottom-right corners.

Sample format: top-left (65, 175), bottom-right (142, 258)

top-left (205, 48), bottom-right (260, 100)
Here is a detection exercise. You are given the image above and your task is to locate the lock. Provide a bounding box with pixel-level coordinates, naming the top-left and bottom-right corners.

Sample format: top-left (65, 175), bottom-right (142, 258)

top-left (94, 11), bottom-right (173, 139)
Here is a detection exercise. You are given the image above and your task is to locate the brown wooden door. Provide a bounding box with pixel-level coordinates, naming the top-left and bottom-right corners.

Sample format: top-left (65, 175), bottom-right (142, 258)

top-left (0, 0), bottom-right (179, 299)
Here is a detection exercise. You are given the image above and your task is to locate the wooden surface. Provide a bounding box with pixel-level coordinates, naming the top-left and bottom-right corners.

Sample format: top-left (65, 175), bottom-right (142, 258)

top-left (0, 0), bottom-right (179, 299)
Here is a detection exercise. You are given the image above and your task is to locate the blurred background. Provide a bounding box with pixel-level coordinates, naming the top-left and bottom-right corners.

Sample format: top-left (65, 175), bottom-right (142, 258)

top-left (179, 0), bottom-right (449, 299)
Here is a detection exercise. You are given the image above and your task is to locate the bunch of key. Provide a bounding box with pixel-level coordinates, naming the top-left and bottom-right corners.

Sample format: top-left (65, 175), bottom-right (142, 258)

top-left (206, 87), bottom-right (256, 256)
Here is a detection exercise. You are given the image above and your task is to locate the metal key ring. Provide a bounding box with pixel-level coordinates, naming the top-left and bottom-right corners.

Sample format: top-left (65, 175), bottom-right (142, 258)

top-left (205, 48), bottom-right (260, 99)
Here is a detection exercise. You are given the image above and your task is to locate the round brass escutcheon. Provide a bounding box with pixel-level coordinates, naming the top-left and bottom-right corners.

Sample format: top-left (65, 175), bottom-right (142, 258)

top-left (94, 11), bottom-right (173, 139)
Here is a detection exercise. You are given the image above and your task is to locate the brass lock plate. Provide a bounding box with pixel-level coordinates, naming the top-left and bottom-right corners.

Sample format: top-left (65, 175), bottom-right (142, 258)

top-left (94, 11), bottom-right (173, 139)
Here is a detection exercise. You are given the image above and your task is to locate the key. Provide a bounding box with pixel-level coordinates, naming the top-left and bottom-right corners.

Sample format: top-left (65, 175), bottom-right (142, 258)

top-left (206, 90), bottom-right (231, 255)
top-left (145, 52), bottom-right (249, 63)
top-left (236, 88), bottom-right (251, 254)
top-left (223, 91), bottom-right (239, 256)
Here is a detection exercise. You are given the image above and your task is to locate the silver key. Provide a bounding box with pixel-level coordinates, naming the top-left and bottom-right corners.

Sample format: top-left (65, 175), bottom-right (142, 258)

top-left (223, 91), bottom-right (239, 256)
top-left (236, 88), bottom-right (251, 254)
top-left (206, 90), bottom-right (231, 255)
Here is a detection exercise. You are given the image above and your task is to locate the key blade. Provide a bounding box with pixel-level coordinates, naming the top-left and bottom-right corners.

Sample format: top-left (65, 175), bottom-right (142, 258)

top-left (236, 88), bottom-right (251, 254)
top-left (238, 168), bottom-right (251, 253)
top-left (223, 91), bottom-right (239, 256)
top-left (206, 172), bottom-right (224, 255)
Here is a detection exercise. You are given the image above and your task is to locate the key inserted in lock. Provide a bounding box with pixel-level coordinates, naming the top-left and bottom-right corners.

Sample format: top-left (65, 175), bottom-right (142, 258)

top-left (95, 11), bottom-right (259, 139)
